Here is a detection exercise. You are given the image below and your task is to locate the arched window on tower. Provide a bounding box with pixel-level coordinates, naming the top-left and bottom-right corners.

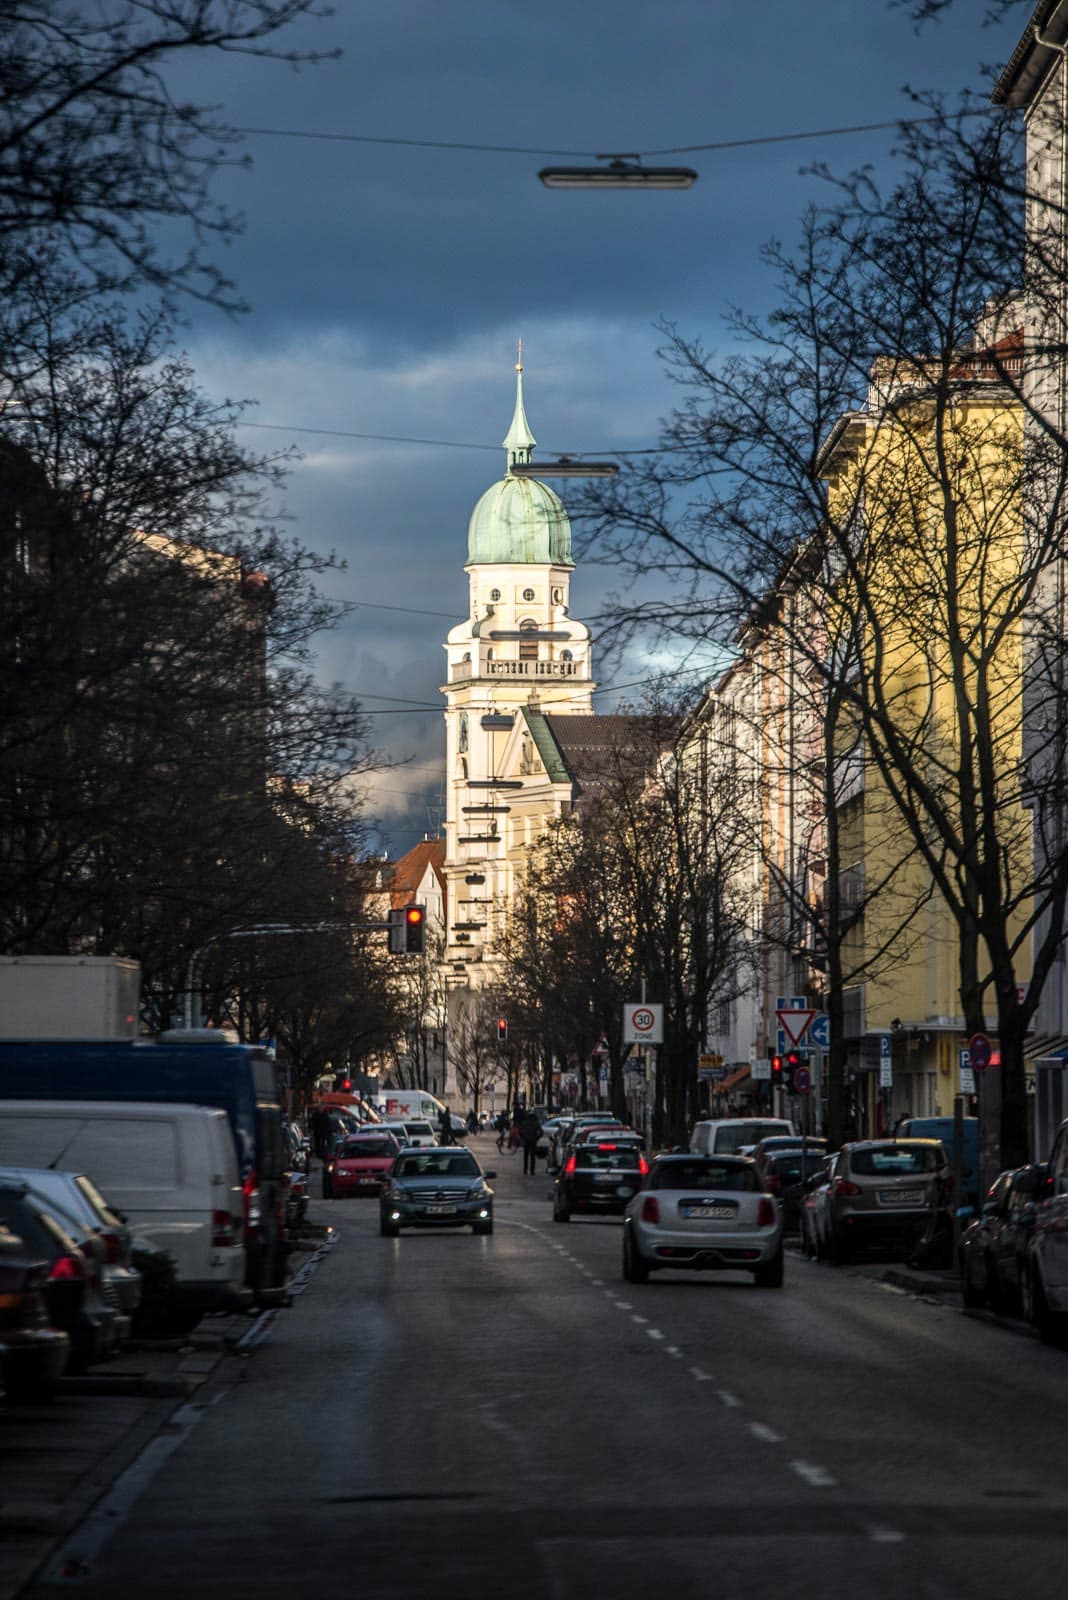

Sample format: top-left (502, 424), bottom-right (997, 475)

top-left (519, 618), bottom-right (538, 661)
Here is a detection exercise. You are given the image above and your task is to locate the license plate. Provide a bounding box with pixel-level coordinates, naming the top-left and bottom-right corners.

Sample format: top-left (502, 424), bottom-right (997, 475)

top-left (682, 1203), bottom-right (736, 1219)
top-left (358, 1177), bottom-right (378, 1184)
top-left (878, 1188), bottom-right (925, 1206)
top-left (425, 1204), bottom-right (457, 1215)
top-left (594, 1173), bottom-right (616, 1184)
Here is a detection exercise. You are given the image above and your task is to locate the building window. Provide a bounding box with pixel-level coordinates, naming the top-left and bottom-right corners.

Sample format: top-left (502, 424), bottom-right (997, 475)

top-left (519, 618), bottom-right (538, 661)
top-left (490, 588), bottom-right (501, 601)
top-left (561, 649), bottom-right (573, 662)
top-left (522, 587), bottom-right (536, 601)
top-left (552, 586), bottom-right (562, 603)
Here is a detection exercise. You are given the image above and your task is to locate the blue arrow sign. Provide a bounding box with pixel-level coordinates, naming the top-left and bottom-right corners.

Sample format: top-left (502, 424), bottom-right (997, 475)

top-left (809, 1013), bottom-right (830, 1050)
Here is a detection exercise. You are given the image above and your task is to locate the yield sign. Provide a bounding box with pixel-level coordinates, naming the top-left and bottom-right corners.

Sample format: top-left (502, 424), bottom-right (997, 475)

top-left (776, 1008), bottom-right (815, 1046)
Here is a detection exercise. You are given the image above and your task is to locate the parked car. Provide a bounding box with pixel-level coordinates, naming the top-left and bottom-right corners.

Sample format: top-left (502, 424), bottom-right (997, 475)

top-left (0, 1167), bottom-right (141, 1331)
top-left (812, 1139), bottom-right (948, 1263)
top-left (898, 1116), bottom-right (980, 1212)
top-left (323, 1133), bottom-right (400, 1198)
top-left (960, 1165), bottom-right (1045, 1315)
top-left (621, 1154), bottom-right (784, 1286)
top-left (751, 1135), bottom-right (828, 1164)
top-left (401, 1120), bottom-right (438, 1149)
top-left (756, 1147), bottom-right (830, 1233)
top-left (0, 1184), bottom-right (121, 1370)
top-left (690, 1118), bottom-right (796, 1156)
top-left (380, 1148), bottom-right (495, 1236)
top-left (0, 1220), bottom-right (70, 1404)
top-left (378, 1121), bottom-right (412, 1149)
top-left (1022, 1118), bottom-right (1068, 1342)
top-left (798, 1156), bottom-right (837, 1258)
top-left (552, 1139), bottom-right (648, 1222)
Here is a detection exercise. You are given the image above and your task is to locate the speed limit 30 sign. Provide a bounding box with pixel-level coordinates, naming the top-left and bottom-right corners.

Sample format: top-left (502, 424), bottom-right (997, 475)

top-left (623, 1003), bottom-right (664, 1044)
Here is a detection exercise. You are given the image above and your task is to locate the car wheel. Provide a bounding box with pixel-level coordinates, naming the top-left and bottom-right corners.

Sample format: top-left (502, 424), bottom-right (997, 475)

top-left (473, 1219), bottom-right (493, 1236)
top-left (553, 1202), bottom-right (570, 1223)
top-left (986, 1258), bottom-right (1011, 1316)
top-left (753, 1248), bottom-right (784, 1288)
top-left (380, 1216), bottom-right (399, 1238)
top-left (960, 1254), bottom-right (986, 1309)
top-left (825, 1228), bottom-right (849, 1265)
top-left (622, 1230), bottom-right (650, 1284)
top-left (1024, 1262), bottom-right (1068, 1344)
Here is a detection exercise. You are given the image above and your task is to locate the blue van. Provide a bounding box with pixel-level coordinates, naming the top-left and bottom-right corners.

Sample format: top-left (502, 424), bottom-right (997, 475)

top-left (0, 1031), bottom-right (287, 1304)
top-left (898, 1117), bottom-right (980, 1210)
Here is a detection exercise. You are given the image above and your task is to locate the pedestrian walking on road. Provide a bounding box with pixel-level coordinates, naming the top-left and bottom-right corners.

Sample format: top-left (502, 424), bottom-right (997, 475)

top-left (439, 1103), bottom-right (453, 1145)
top-left (519, 1110), bottom-right (541, 1175)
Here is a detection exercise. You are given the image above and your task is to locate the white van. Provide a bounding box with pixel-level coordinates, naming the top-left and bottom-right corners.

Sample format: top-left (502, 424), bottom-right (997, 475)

top-left (0, 1100), bottom-right (251, 1330)
top-left (690, 1117), bottom-right (797, 1156)
top-left (377, 1090), bottom-right (447, 1125)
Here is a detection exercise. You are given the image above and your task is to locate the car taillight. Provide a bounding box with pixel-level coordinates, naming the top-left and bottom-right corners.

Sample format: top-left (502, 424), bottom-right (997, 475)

top-left (833, 1178), bottom-right (862, 1197)
top-left (212, 1210), bottom-right (237, 1247)
top-left (49, 1253), bottom-right (85, 1281)
top-left (757, 1197), bottom-right (777, 1226)
top-left (564, 1155), bottom-right (577, 1176)
top-left (243, 1173), bottom-right (263, 1238)
top-left (638, 1156), bottom-right (649, 1177)
top-left (641, 1195), bottom-right (660, 1223)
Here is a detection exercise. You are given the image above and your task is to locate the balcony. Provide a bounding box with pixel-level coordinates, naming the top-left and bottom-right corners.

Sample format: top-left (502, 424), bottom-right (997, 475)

top-left (450, 658), bottom-right (581, 683)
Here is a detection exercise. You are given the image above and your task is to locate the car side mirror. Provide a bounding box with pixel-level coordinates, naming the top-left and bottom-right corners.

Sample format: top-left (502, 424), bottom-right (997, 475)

top-left (484, 1170), bottom-right (497, 1181)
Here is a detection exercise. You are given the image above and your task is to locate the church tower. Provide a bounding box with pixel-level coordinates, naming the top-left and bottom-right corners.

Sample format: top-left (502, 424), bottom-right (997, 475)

top-left (440, 353), bottom-right (595, 992)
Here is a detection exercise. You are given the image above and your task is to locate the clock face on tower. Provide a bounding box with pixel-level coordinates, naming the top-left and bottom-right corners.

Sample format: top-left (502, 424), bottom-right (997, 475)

top-left (458, 711), bottom-right (468, 754)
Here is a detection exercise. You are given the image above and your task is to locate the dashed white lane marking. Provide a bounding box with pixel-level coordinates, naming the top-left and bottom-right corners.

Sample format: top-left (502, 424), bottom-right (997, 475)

top-left (689, 1366), bottom-right (714, 1381)
top-left (646, 1328), bottom-right (665, 1341)
top-left (866, 1525), bottom-right (907, 1543)
top-left (790, 1460), bottom-right (838, 1488)
top-left (748, 1422), bottom-right (785, 1443)
top-left (717, 1390), bottom-right (743, 1409)
top-left (615, 1299), bottom-right (633, 1309)
top-left (666, 1345), bottom-right (682, 1357)
top-left (631, 1314), bottom-right (648, 1325)
top-left (591, 1278), bottom-right (604, 1286)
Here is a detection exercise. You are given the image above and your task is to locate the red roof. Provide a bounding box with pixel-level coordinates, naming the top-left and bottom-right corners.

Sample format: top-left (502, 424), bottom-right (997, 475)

top-left (389, 838), bottom-right (446, 908)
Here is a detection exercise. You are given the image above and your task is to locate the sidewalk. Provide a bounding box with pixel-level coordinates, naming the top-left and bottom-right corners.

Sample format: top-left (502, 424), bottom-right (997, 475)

top-left (0, 1222), bottom-right (334, 1600)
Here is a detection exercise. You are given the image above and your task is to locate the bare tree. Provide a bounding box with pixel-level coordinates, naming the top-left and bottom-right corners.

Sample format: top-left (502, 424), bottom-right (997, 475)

top-left (0, 1), bottom-right (333, 309)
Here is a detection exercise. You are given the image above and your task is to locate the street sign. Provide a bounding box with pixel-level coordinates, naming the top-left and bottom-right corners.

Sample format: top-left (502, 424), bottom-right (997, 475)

top-left (793, 1065), bottom-right (812, 1095)
top-left (624, 1003), bottom-right (663, 1044)
top-left (878, 1033), bottom-right (892, 1088)
top-left (959, 1064), bottom-right (976, 1095)
top-left (776, 1007), bottom-right (816, 1046)
top-left (968, 1032), bottom-right (992, 1072)
top-left (751, 1058), bottom-right (771, 1081)
top-left (809, 1013), bottom-right (831, 1050)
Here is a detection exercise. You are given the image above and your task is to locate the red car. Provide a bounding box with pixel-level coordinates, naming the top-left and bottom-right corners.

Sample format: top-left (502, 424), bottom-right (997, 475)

top-left (323, 1134), bottom-right (400, 1199)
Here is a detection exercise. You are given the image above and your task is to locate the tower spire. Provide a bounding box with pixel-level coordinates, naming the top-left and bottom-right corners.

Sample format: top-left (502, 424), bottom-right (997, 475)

top-left (503, 339), bottom-right (536, 470)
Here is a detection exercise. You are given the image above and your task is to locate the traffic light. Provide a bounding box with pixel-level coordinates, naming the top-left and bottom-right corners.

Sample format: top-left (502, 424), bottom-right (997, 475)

top-left (497, 1017), bottom-right (508, 1043)
top-left (771, 1054), bottom-right (783, 1086)
top-left (785, 1050), bottom-right (802, 1093)
top-left (389, 904), bottom-right (426, 954)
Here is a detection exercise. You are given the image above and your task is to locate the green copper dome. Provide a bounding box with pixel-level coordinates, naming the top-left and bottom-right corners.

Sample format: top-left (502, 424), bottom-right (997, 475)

top-left (465, 362), bottom-right (574, 567)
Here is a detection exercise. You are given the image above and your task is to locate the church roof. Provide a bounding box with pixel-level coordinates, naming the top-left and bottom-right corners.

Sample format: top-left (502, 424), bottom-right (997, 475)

top-left (466, 360), bottom-right (573, 567)
top-left (520, 711), bottom-right (673, 808)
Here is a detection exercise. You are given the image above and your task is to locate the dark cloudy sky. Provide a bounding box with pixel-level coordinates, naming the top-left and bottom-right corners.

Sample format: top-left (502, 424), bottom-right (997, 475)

top-left (167, 0), bottom-right (1022, 855)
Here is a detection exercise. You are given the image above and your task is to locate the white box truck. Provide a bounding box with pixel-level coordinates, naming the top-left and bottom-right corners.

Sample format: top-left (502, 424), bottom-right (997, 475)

top-left (0, 956), bottom-right (141, 1037)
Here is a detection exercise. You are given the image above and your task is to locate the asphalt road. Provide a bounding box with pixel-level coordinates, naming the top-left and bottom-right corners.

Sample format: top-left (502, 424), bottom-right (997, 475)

top-left (25, 1135), bottom-right (1068, 1599)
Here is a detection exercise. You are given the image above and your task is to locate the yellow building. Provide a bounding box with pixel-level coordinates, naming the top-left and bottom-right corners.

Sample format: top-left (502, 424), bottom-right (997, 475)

top-left (818, 322), bottom-right (1031, 1127)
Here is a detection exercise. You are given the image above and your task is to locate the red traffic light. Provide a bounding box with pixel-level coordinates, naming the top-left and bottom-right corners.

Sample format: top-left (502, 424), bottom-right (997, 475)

top-left (771, 1054), bottom-right (784, 1077)
top-left (497, 1017), bottom-right (509, 1043)
top-left (404, 904), bottom-right (425, 954)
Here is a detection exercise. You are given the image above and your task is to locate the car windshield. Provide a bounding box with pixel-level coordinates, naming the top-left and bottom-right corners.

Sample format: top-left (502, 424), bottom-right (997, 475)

top-left (714, 1123), bottom-right (789, 1153)
top-left (652, 1160), bottom-right (760, 1191)
top-left (395, 1153), bottom-right (479, 1180)
top-left (850, 1146), bottom-right (943, 1175)
top-left (405, 1122), bottom-right (434, 1135)
top-left (769, 1153), bottom-right (827, 1183)
top-left (338, 1140), bottom-right (394, 1159)
top-left (576, 1146), bottom-right (643, 1169)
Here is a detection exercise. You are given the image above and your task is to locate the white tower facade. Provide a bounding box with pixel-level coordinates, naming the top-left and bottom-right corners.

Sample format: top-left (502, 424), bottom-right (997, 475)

top-left (440, 358), bottom-right (595, 994)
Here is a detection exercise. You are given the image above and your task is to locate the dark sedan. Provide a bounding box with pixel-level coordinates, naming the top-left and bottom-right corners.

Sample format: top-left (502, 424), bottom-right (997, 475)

top-left (0, 1221), bottom-right (70, 1404)
top-left (380, 1149), bottom-right (495, 1236)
